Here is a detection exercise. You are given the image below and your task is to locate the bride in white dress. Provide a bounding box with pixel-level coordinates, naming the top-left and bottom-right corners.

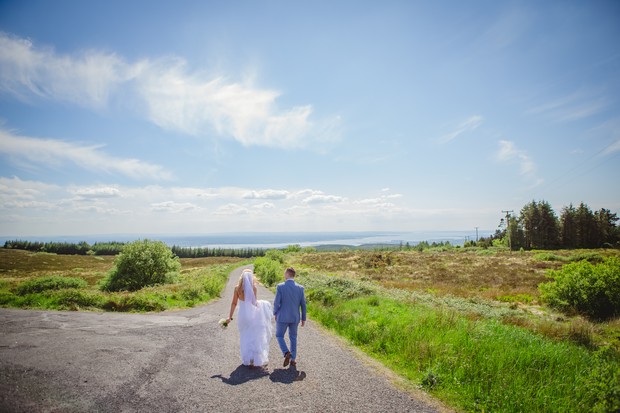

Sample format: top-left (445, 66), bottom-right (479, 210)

top-left (226, 269), bottom-right (274, 367)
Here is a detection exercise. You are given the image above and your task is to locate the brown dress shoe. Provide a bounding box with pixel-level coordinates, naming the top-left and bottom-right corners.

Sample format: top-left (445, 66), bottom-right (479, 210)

top-left (283, 352), bottom-right (291, 367)
top-left (290, 360), bottom-right (297, 367)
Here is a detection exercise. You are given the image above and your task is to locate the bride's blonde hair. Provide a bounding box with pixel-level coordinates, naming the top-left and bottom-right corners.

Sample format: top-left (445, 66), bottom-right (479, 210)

top-left (237, 270), bottom-right (254, 301)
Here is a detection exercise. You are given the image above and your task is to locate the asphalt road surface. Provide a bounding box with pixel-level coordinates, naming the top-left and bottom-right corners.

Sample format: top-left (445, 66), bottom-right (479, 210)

top-left (0, 265), bottom-right (444, 412)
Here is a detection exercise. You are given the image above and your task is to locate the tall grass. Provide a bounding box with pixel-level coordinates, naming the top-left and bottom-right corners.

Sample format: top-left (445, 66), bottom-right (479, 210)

top-left (299, 273), bottom-right (620, 413)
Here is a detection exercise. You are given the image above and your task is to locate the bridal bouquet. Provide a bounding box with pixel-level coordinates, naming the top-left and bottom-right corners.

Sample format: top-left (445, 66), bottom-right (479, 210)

top-left (218, 318), bottom-right (229, 329)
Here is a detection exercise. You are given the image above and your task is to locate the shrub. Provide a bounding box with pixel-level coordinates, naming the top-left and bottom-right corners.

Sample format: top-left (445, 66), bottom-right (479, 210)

top-left (99, 239), bottom-right (180, 292)
top-left (15, 276), bottom-right (87, 295)
top-left (264, 249), bottom-right (285, 264)
top-left (102, 291), bottom-right (167, 312)
top-left (533, 252), bottom-right (566, 262)
top-left (300, 273), bottom-right (377, 306)
top-left (45, 288), bottom-right (106, 310)
top-left (359, 252), bottom-right (393, 269)
top-left (254, 256), bottom-right (282, 286)
top-left (539, 257), bottom-right (620, 320)
top-left (283, 244), bottom-right (302, 253)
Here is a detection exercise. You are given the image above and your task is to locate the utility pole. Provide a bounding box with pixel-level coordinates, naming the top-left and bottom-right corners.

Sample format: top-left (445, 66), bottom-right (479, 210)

top-left (501, 210), bottom-right (514, 251)
top-left (475, 227), bottom-right (479, 243)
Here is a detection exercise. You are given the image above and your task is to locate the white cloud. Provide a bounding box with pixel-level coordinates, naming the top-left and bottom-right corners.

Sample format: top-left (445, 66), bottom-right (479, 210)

top-left (243, 189), bottom-right (289, 200)
top-left (253, 202), bottom-right (275, 210)
top-left (0, 177), bottom-right (505, 234)
top-left (71, 186), bottom-right (121, 199)
top-left (290, 189), bottom-right (323, 199)
top-left (495, 140), bottom-right (542, 187)
top-left (0, 176), bottom-right (58, 200)
top-left (302, 194), bottom-right (346, 204)
top-left (438, 115), bottom-right (483, 143)
top-left (0, 129), bottom-right (172, 181)
top-left (215, 203), bottom-right (249, 215)
top-left (151, 201), bottom-right (201, 213)
top-left (0, 32), bottom-right (339, 149)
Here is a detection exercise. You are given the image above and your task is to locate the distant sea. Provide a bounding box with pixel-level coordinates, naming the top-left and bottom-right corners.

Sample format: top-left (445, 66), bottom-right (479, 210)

top-left (0, 231), bottom-right (491, 249)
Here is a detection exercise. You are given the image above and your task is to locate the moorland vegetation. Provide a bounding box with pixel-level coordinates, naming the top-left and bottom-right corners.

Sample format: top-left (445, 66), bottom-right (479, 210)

top-left (0, 240), bottom-right (247, 312)
top-left (254, 246), bottom-right (620, 413)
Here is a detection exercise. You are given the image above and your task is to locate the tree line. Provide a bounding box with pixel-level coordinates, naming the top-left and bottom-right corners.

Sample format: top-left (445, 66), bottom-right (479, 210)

top-left (169, 245), bottom-right (265, 258)
top-left (479, 201), bottom-right (619, 250)
top-left (3, 240), bottom-right (266, 258)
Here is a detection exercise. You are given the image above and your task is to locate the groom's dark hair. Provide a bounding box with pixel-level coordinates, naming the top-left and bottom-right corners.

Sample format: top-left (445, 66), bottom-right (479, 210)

top-left (285, 267), bottom-right (296, 278)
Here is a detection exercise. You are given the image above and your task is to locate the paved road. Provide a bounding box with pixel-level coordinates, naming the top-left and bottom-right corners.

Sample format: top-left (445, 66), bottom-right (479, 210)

top-left (0, 266), bottom-right (444, 412)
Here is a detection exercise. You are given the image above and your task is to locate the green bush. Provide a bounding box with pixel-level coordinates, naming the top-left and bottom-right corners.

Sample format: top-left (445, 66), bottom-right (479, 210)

top-left (264, 249), bottom-right (285, 263)
top-left (99, 239), bottom-right (180, 292)
top-left (15, 276), bottom-right (87, 295)
top-left (539, 257), bottom-right (620, 320)
top-left (254, 256), bottom-right (282, 286)
top-left (283, 244), bottom-right (302, 253)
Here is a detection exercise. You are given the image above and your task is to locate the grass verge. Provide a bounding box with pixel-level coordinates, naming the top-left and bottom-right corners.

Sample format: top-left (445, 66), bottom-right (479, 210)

top-left (297, 272), bottom-right (620, 413)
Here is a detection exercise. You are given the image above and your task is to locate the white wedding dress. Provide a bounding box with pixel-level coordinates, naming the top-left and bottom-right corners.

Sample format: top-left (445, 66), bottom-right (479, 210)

top-left (237, 272), bottom-right (274, 366)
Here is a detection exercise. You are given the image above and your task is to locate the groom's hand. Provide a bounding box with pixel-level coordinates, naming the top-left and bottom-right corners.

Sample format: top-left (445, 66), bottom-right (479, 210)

top-left (301, 320), bottom-right (305, 327)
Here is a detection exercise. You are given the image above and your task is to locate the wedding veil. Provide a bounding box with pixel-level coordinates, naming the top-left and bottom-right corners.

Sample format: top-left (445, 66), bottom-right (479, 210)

top-left (242, 270), bottom-right (257, 306)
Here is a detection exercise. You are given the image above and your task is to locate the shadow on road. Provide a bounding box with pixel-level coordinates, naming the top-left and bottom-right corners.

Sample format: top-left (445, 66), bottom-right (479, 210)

top-left (211, 364), bottom-right (307, 386)
top-left (211, 364), bottom-right (269, 385)
top-left (269, 366), bottom-right (307, 384)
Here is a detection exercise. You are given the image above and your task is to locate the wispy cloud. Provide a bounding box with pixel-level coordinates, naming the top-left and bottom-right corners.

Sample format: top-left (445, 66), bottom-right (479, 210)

top-left (0, 32), bottom-right (339, 149)
top-left (438, 115), bottom-right (483, 143)
top-left (0, 32), bottom-right (130, 108)
top-left (0, 129), bottom-right (172, 180)
top-left (495, 140), bottom-right (542, 187)
top-left (527, 89), bottom-right (608, 122)
top-left (603, 138), bottom-right (620, 155)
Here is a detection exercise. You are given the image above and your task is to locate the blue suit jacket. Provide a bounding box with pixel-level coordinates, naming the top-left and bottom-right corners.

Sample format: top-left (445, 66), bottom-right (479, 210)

top-left (273, 279), bottom-right (306, 324)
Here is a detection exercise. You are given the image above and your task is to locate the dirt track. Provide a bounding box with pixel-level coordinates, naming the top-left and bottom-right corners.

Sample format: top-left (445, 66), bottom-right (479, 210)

top-left (0, 265), bottom-right (442, 412)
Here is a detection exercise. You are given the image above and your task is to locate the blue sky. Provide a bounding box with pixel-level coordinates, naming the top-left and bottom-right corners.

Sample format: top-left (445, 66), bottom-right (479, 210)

top-left (0, 0), bottom-right (619, 237)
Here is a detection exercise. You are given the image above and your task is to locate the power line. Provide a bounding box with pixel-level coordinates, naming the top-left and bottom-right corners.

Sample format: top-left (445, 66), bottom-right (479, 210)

top-left (537, 143), bottom-right (619, 194)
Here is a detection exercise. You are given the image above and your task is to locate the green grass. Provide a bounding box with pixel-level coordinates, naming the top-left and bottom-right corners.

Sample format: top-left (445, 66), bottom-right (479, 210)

top-left (298, 272), bottom-right (620, 413)
top-left (0, 261), bottom-right (243, 312)
top-left (14, 275), bottom-right (88, 295)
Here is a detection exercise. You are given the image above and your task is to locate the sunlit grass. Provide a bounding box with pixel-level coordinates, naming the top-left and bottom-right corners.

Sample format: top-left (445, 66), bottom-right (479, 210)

top-left (297, 271), bottom-right (620, 413)
top-left (0, 248), bottom-right (247, 312)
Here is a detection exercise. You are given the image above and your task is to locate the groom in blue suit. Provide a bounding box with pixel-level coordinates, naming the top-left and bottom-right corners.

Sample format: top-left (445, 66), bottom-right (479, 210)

top-left (273, 267), bottom-right (306, 367)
